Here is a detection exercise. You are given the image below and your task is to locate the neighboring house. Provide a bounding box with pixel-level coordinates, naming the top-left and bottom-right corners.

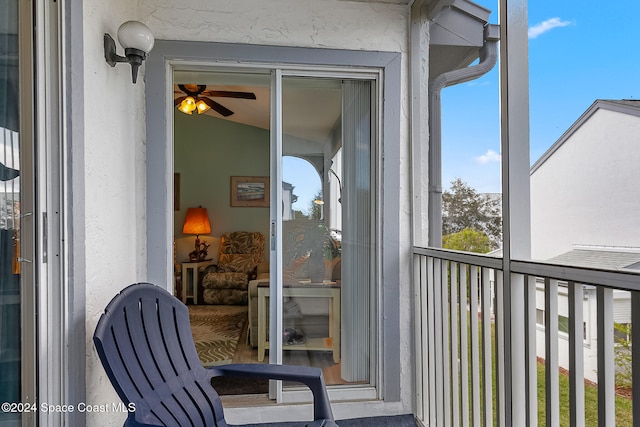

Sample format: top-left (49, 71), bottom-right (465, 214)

top-left (0, 0), bottom-right (503, 426)
top-left (282, 182), bottom-right (298, 220)
top-left (530, 100), bottom-right (640, 382)
top-left (531, 100), bottom-right (640, 260)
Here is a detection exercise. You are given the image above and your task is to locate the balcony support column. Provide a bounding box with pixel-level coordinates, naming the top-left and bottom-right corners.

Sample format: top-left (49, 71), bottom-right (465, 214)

top-left (499, 0), bottom-right (531, 425)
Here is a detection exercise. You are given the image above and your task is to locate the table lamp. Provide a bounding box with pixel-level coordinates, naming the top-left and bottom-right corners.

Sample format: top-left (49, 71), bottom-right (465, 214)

top-left (182, 206), bottom-right (211, 262)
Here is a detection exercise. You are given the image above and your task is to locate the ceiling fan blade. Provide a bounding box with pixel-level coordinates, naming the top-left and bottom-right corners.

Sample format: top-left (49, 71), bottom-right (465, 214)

top-left (174, 96), bottom-right (186, 106)
top-left (201, 90), bottom-right (256, 100)
top-left (201, 97), bottom-right (234, 117)
top-left (178, 84), bottom-right (207, 96)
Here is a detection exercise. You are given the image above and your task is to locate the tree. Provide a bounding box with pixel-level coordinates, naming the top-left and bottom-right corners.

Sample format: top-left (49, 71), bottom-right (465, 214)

top-left (443, 228), bottom-right (492, 253)
top-left (309, 190), bottom-right (323, 220)
top-left (442, 178), bottom-right (501, 249)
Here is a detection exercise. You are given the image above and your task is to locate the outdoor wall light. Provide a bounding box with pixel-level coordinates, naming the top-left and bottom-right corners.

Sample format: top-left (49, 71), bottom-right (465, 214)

top-left (104, 21), bottom-right (155, 84)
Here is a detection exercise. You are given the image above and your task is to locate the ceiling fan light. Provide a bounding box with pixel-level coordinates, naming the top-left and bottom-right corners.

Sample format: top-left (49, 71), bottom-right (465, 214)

top-left (178, 96), bottom-right (197, 114)
top-left (196, 99), bottom-right (211, 114)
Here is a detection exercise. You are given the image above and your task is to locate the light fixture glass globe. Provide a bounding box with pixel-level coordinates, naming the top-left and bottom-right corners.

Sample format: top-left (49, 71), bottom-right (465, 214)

top-left (117, 21), bottom-right (155, 53)
top-left (178, 97), bottom-right (197, 114)
top-left (196, 99), bottom-right (211, 114)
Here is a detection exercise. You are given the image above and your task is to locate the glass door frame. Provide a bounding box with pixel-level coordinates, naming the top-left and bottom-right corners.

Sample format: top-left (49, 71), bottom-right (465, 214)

top-left (17, 1), bottom-right (37, 425)
top-left (171, 62), bottom-right (383, 403)
top-left (146, 40), bottom-right (404, 406)
top-left (270, 67), bottom-right (381, 403)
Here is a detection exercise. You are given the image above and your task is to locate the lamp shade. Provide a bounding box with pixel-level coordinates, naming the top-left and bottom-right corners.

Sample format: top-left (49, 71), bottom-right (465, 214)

top-left (182, 207), bottom-right (211, 235)
top-left (117, 21), bottom-right (155, 53)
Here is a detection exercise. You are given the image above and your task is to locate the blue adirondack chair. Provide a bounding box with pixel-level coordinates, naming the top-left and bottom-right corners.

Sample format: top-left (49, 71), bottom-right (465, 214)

top-left (93, 282), bottom-right (338, 427)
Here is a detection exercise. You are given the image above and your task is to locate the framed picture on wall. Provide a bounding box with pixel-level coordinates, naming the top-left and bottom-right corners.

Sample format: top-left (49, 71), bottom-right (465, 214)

top-left (230, 176), bottom-right (270, 207)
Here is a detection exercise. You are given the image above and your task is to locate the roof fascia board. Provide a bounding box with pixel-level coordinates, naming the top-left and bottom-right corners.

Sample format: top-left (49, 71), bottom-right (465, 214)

top-left (530, 99), bottom-right (640, 174)
top-left (450, 0), bottom-right (490, 22)
top-left (597, 100), bottom-right (640, 117)
top-left (424, 0), bottom-right (455, 18)
top-left (429, 0), bottom-right (489, 47)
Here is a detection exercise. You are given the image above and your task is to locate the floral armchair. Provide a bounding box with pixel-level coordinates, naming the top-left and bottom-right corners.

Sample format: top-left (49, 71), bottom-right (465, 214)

top-left (200, 231), bottom-right (264, 305)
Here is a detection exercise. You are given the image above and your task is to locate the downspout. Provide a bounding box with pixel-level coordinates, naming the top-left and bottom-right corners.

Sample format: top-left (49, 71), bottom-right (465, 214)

top-left (428, 24), bottom-right (500, 247)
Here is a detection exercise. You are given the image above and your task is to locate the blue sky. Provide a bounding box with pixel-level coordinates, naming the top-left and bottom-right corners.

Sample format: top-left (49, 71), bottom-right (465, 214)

top-left (283, 156), bottom-right (321, 215)
top-left (441, 0), bottom-right (640, 193)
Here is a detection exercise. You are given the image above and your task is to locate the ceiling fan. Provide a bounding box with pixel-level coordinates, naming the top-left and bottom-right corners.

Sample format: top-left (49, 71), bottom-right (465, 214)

top-left (174, 84), bottom-right (256, 117)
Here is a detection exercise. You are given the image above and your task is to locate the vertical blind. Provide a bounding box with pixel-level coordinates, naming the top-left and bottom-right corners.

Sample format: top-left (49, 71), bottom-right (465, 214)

top-left (341, 80), bottom-right (372, 382)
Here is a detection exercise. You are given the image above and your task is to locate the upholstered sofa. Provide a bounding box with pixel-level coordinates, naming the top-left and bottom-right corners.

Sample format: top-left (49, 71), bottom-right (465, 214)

top-left (199, 231), bottom-right (264, 305)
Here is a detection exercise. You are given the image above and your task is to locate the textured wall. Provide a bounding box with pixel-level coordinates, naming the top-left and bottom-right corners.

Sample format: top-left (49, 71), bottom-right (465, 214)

top-left (142, 0), bottom-right (407, 52)
top-left (82, 1), bottom-right (413, 425)
top-left (83, 1), bottom-right (149, 425)
top-left (531, 108), bottom-right (640, 260)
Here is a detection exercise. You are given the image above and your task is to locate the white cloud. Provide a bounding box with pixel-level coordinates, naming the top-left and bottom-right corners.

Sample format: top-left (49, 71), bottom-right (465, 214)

top-left (528, 18), bottom-right (573, 39)
top-left (475, 149), bottom-right (500, 164)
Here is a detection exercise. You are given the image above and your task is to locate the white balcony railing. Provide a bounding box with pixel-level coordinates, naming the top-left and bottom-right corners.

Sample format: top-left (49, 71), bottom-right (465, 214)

top-left (414, 246), bottom-right (640, 426)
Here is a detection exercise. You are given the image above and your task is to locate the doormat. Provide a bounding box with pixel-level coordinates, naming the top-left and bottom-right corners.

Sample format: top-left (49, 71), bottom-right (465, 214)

top-left (211, 376), bottom-right (270, 396)
top-left (189, 305), bottom-right (247, 367)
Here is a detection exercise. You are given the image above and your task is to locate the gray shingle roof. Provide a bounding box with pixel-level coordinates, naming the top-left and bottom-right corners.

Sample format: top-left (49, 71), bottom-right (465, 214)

top-left (548, 249), bottom-right (640, 271)
top-left (603, 99), bottom-right (640, 109)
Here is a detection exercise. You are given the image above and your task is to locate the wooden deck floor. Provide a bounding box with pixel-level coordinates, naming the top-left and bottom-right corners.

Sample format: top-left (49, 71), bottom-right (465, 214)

top-left (232, 317), bottom-right (349, 386)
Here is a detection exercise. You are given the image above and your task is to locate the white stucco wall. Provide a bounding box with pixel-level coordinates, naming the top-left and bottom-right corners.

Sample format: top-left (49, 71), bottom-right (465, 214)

top-left (531, 107), bottom-right (640, 261)
top-left (81, 1), bottom-right (413, 425)
top-left (83, 1), bottom-right (150, 425)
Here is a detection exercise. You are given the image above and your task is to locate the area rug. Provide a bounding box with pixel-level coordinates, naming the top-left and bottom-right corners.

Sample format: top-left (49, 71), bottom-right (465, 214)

top-left (189, 305), bottom-right (247, 367)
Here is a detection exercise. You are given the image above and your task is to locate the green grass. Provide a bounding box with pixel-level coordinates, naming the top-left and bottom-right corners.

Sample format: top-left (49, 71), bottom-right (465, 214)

top-left (463, 320), bottom-right (633, 426)
top-left (537, 360), bottom-right (633, 426)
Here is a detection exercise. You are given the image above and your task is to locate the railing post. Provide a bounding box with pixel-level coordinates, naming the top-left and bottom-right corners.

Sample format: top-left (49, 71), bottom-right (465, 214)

top-left (509, 272), bottom-right (526, 426)
top-left (545, 278), bottom-right (560, 427)
top-left (459, 265), bottom-right (470, 426)
top-left (481, 268), bottom-right (493, 427)
top-left (525, 275), bottom-right (538, 427)
top-left (414, 254), bottom-right (426, 422)
top-left (568, 282), bottom-right (585, 427)
top-left (433, 258), bottom-right (444, 426)
top-left (450, 263), bottom-right (460, 427)
top-left (470, 266), bottom-right (481, 427)
top-left (496, 271), bottom-right (505, 427)
top-left (442, 261), bottom-right (451, 427)
top-left (426, 256), bottom-right (437, 427)
top-left (632, 291), bottom-right (640, 426)
top-left (597, 287), bottom-right (615, 427)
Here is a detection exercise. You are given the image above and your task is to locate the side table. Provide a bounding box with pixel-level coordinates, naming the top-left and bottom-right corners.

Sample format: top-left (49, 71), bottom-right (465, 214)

top-left (257, 282), bottom-right (341, 363)
top-left (181, 260), bottom-right (215, 304)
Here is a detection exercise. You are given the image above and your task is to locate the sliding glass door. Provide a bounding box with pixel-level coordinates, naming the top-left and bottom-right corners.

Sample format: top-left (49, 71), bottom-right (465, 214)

top-left (272, 73), bottom-right (376, 395)
top-left (170, 65), bottom-right (378, 400)
top-left (1, 1), bottom-right (35, 424)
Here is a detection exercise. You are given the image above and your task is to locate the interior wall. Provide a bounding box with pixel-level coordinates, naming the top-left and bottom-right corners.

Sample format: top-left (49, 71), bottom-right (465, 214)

top-left (174, 112), bottom-right (270, 263)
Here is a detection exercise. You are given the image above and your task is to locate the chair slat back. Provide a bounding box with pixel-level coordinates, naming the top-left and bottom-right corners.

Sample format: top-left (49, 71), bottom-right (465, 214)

top-left (94, 283), bottom-right (227, 427)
